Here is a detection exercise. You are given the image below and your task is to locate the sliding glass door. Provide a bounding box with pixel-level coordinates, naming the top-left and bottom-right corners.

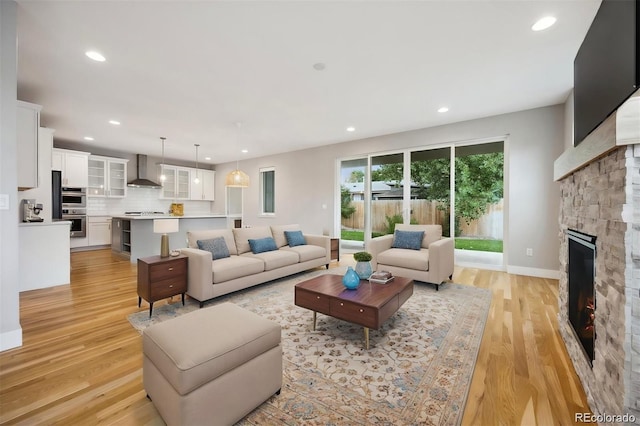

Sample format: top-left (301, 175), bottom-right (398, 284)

top-left (410, 147), bottom-right (452, 236)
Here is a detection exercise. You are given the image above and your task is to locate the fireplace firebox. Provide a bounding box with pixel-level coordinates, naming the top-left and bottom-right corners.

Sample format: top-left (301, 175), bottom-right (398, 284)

top-left (567, 229), bottom-right (596, 365)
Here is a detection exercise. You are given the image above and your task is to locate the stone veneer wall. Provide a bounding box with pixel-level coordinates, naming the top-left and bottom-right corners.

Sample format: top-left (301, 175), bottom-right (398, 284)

top-left (558, 145), bottom-right (640, 422)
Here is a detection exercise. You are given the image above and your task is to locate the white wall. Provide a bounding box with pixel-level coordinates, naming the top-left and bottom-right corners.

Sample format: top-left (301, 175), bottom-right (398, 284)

top-left (0, 0), bottom-right (22, 351)
top-left (215, 104), bottom-right (566, 277)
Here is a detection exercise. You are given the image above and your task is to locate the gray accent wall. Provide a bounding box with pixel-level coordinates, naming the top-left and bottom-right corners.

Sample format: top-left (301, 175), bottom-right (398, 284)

top-left (214, 104), bottom-right (566, 276)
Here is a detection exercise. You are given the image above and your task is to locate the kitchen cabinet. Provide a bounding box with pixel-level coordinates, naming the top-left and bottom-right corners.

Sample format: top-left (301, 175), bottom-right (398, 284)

top-left (111, 218), bottom-right (131, 257)
top-left (52, 148), bottom-right (90, 187)
top-left (88, 216), bottom-right (112, 246)
top-left (17, 101), bottom-right (42, 190)
top-left (190, 169), bottom-right (215, 201)
top-left (88, 155), bottom-right (128, 197)
top-left (159, 165), bottom-right (190, 200)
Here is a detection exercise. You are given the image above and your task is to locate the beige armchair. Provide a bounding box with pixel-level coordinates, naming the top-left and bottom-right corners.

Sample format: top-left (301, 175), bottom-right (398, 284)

top-left (368, 224), bottom-right (454, 291)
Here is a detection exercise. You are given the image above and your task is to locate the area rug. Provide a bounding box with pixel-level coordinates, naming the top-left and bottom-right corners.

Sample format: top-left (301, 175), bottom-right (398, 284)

top-left (128, 269), bottom-right (491, 425)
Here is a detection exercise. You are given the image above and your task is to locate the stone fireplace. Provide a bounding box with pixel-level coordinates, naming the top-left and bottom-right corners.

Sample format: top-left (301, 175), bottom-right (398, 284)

top-left (555, 91), bottom-right (640, 422)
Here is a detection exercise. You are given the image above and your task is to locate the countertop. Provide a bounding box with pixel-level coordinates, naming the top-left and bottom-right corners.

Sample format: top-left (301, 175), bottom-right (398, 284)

top-left (19, 220), bottom-right (71, 227)
top-left (109, 214), bottom-right (229, 220)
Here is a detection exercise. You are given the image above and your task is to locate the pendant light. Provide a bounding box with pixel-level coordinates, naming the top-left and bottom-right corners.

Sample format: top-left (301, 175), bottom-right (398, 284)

top-left (193, 144), bottom-right (200, 184)
top-left (225, 122), bottom-right (250, 188)
top-left (159, 137), bottom-right (167, 183)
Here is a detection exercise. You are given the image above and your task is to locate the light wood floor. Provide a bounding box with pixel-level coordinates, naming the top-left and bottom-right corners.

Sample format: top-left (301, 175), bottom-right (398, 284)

top-left (0, 249), bottom-right (590, 425)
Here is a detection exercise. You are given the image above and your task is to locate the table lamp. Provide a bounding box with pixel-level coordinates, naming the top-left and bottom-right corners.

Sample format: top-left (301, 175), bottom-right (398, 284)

top-left (153, 218), bottom-right (179, 257)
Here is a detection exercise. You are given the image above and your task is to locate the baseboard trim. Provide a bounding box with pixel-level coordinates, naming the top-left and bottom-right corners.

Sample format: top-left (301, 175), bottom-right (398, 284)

top-left (0, 327), bottom-right (22, 352)
top-left (507, 265), bottom-right (560, 280)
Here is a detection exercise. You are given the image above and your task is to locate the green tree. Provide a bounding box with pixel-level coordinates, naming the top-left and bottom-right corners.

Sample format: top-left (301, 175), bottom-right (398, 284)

top-left (373, 152), bottom-right (503, 235)
top-left (347, 170), bottom-right (364, 183)
top-left (340, 185), bottom-right (356, 219)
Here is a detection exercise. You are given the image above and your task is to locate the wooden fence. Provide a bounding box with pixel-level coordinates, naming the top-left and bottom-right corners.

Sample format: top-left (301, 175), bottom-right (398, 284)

top-left (341, 199), bottom-right (503, 239)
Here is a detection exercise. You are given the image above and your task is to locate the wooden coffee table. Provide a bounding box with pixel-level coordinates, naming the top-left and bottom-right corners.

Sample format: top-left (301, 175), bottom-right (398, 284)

top-left (294, 274), bottom-right (414, 349)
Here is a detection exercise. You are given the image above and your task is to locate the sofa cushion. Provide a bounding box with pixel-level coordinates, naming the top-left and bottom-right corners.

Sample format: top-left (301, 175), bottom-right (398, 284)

top-left (395, 224), bottom-right (442, 248)
top-left (197, 237), bottom-right (230, 260)
top-left (270, 224), bottom-right (301, 248)
top-left (377, 248), bottom-right (430, 271)
top-left (282, 244), bottom-right (326, 262)
top-left (211, 256), bottom-right (265, 284)
top-left (391, 230), bottom-right (424, 250)
top-left (284, 230), bottom-right (306, 247)
top-left (188, 229), bottom-right (237, 256)
top-left (233, 227), bottom-right (273, 254)
top-left (249, 237), bottom-right (278, 254)
top-left (242, 250), bottom-right (299, 271)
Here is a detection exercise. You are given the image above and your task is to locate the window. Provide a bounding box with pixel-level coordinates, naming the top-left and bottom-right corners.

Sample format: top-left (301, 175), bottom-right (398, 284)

top-left (260, 168), bottom-right (275, 215)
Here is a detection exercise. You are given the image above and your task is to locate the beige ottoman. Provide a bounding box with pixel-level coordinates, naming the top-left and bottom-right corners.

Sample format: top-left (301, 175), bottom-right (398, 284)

top-left (143, 302), bottom-right (282, 426)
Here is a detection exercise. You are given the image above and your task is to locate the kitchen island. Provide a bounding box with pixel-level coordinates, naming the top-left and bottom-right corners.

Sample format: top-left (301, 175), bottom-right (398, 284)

top-left (111, 215), bottom-right (233, 262)
top-left (19, 220), bottom-right (71, 291)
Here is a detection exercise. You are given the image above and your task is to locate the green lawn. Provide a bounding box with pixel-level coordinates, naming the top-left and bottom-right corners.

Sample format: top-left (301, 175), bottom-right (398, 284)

top-left (455, 238), bottom-right (503, 253)
top-left (342, 230), bottom-right (503, 253)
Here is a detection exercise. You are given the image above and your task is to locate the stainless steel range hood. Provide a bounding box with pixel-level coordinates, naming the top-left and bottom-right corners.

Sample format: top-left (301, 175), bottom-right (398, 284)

top-left (127, 154), bottom-right (162, 188)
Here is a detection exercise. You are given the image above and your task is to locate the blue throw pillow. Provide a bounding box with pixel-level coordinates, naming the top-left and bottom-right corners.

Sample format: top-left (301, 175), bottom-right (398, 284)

top-left (248, 237), bottom-right (278, 254)
top-left (197, 237), bottom-right (230, 260)
top-left (391, 230), bottom-right (424, 250)
top-left (284, 230), bottom-right (306, 247)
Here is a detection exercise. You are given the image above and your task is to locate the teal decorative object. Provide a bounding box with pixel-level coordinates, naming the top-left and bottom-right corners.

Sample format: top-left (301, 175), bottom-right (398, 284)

top-left (342, 266), bottom-right (361, 290)
top-left (355, 261), bottom-right (372, 280)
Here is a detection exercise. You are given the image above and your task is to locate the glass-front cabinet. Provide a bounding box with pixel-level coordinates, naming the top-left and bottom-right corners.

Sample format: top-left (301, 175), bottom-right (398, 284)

top-left (88, 155), bottom-right (128, 198)
top-left (159, 165), bottom-right (190, 199)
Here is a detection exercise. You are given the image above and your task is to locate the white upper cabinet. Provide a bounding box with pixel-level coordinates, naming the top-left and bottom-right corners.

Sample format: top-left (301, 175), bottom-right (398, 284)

top-left (52, 148), bottom-right (90, 187)
top-left (190, 169), bottom-right (215, 201)
top-left (17, 101), bottom-right (42, 190)
top-left (88, 155), bottom-right (129, 198)
top-left (159, 165), bottom-right (190, 200)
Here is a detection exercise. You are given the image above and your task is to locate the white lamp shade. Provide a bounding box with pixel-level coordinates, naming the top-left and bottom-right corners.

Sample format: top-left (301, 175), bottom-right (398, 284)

top-left (153, 218), bottom-right (179, 234)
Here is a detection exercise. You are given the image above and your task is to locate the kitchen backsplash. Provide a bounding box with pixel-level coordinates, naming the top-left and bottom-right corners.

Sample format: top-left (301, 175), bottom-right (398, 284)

top-left (86, 187), bottom-right (214, 216)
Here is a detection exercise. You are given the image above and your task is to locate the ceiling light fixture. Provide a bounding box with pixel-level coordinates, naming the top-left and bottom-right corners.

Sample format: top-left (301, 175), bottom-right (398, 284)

top-left (85, 51), bottom-right (106, 62)
top-left (226, 123), bottom-right (250, 188)
top-left (84, 136), bottom-right (94, 141)
top-left (193, 144), bottom-right (200, 184)
top-left (159, 137), bottom-right (166, 183)
top-left (241, 149), bottom-right (248, 153)
top-left (346, 126), bottom-right (355, 132)
top-left (109, 120), bottom-right (121, 125)
top-left (205, 156), bottom-right (211, 161)
top-left (532, 16), bottom-right (557, 31)
top-left (437, 107), bottom-right (449, 113)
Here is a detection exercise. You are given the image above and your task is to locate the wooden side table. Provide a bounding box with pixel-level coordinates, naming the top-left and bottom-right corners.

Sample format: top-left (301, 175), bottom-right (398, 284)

top-left (330, 238), bottom-right (340, 261)
top-left (137, 254), bottom-right (188, 316)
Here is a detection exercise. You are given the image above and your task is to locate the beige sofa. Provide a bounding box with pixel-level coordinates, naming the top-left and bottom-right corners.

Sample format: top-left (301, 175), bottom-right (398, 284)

top-left (181, 225), bottom-right (330, 306)
top-left (368, 224), bottom-right (454, 291)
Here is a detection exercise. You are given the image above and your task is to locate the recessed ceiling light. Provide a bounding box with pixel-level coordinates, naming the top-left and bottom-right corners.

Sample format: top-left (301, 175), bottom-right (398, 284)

top-left (205, 156), bottom-right (211, 161)
top-left (313, 62), bottom-right (326, 71)
top-left (241, 149), bottom-right (248, 153)
top-left (85, 51), bottom-right (106, 62)
top-left (84, 136), bottom-right (95, 141)
top-left (109, 120), bottom-right (121, 125)
top-left (532, 16), bottom-right (557, 31)
top-left (437, 107), bottom-right (449, 113)
top-left (346, 126), bottom-right (356, 132)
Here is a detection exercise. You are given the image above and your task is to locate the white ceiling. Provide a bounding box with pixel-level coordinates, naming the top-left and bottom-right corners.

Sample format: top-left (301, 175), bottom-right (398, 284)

top-left (16, 0), bottom-right (601, 166)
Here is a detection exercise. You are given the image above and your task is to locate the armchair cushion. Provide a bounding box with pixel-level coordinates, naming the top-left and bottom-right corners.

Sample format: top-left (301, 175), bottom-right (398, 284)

top-left (391, 230), bottom-right (424, 250)
top-left (395, 224), bottom-right (442, 248)
top-left (377, 248), bottom-right (430, 271)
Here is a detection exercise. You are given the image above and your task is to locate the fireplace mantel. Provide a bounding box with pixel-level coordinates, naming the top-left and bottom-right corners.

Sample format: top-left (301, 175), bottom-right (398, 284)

top-left (554, 89), bottom-right (640, 181)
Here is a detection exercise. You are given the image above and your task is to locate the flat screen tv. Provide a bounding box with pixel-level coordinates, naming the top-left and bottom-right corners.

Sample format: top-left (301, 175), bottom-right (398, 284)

top-left (573, 0), bottom-right (639, 146)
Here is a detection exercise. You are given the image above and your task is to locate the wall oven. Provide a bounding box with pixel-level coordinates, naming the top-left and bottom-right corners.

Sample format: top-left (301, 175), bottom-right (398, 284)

top-left (62, 187), bottom-right (86, 208)
top-left (62, 208), bottom-right (86, 238)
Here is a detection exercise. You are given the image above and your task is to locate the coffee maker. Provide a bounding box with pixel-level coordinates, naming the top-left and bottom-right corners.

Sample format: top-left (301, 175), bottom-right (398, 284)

top-left (21, 199), bottom-right (44, 222)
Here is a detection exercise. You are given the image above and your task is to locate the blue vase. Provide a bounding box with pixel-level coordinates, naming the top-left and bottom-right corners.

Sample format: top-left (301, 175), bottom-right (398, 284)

top-left (342, 266), bottom-right (361, 290)
top-left (355, 261), bottom-right (372, 280)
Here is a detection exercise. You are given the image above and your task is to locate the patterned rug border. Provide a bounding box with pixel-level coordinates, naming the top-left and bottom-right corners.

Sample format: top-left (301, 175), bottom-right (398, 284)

top-left (128, 269), bottom-right (491, 425)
